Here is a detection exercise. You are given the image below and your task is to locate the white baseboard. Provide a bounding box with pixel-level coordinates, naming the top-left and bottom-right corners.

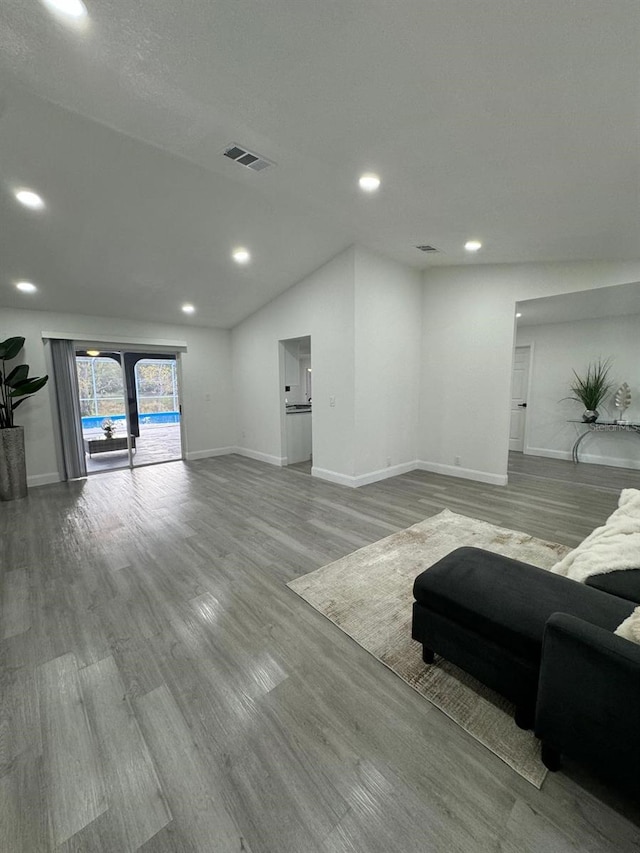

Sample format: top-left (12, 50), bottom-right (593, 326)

top-left (27, 472), bottom-right (62, 487)
top-left (524, 447), bottom-right (571, 461)
top-left (184, 449), bottom-right (511, 488)
top-left (185, 446), bottom-right (235, 461)
top-left (234, 447), bottom-right (287, 467)
top-left (415, 460), bottom-right (508, 487)
top-left (311, 466), bottom-right (357, 487)
top-left (313, 460), bottom-right (430, 488)
top-left (351, 460), bottom-right (417, 488)
top-left (525, 446), bottom-right (640, 470)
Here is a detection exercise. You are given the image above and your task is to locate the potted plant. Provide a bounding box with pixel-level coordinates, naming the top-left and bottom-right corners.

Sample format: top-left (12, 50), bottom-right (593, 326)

top-left (566, 358), bottom-right (613, 423)
top-left (102, 418), bottom-right (116, 439)
top-left (0, 336), bottom-right (49, 501)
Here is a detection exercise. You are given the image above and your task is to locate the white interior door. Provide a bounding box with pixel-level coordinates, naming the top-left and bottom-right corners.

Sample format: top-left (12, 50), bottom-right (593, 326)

top-left (509, 346), bottom-right (530, 452)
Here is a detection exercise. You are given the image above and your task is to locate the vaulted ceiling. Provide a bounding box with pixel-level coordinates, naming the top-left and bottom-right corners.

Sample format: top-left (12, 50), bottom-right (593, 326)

top-left (1, 1), bottom-right (638, 328)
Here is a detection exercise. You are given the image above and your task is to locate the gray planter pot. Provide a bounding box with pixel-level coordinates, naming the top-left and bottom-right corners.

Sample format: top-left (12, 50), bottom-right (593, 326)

top-left (0, 426), bottom-right (28, 501)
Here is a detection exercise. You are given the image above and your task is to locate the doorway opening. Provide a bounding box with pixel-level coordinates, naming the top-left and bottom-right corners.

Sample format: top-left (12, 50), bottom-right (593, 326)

top-left (75, 348), bottom-right (183, 474)
top-left (280, 336), bottom-right (312, 474)
top-left (508, 285), bottom-right (640, 490)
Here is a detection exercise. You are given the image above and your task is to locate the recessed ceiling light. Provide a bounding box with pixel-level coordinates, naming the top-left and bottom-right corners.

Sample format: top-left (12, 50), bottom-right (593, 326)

top-left (41, 0), bottom-right (88, 21)
top-left (86, 350), bottom-right (100, 356)
top-left (232, 247), bottom-right (251, 264)
top-left (358, 173), bottom-right (381, 192)
top-left (464, 240), bottom-right (482, 252)
top-left (15, 189), bottom-right (45, 210)
top-left (16, 281), bottom-right (38, 293)
top-left (182, 303), bottom-right (195, 314)
top-left (515, 313), bottom-right (522, 319)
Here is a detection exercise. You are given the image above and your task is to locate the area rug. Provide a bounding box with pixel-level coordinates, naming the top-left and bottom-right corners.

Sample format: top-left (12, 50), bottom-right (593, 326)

top-left (287, 508), bottom-right (571, 788)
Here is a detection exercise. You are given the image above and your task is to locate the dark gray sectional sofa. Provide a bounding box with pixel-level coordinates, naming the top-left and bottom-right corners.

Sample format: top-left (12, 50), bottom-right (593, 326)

top-left (412, 546), bottom-right (640, 784)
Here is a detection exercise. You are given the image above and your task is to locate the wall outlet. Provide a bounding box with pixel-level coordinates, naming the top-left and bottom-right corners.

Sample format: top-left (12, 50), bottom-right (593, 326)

top-left (386, 456), bottom-right (391, 467)
top-left (454, 455), bottom-right (461, 466)
top-left (242, 430), bottom-right (246, 441)
top-left (329, 395), bottom-right (336, 407)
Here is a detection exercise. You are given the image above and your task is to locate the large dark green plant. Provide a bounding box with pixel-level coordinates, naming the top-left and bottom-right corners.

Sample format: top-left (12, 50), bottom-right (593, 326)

top-left (566, 358), bottom-right (613, 411)
top-left (0, 337), bottom-right (49, 429)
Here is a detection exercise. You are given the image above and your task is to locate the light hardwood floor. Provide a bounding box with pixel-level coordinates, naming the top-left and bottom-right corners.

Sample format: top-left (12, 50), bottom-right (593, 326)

top-left (1, 455), bottom-right (639, 852)
top-left (508, 451), bottom-right (639, 492)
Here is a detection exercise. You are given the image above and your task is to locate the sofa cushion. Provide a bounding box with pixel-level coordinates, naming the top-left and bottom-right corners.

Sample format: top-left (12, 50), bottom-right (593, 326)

top-left (413, 547), bottom-right (635, 661)
top-left (586, 569), bottom-right (640, 605)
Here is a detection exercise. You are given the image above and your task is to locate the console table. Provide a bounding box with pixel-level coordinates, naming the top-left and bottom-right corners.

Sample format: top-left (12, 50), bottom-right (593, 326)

top-left (568, 420), bottom-right (640, 463)
top-left (84, 435), bottom-right (136, 457)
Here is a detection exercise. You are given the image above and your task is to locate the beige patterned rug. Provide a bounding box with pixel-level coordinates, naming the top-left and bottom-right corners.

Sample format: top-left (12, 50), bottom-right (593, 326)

top-left (287, 508), bottom-right (571, 788)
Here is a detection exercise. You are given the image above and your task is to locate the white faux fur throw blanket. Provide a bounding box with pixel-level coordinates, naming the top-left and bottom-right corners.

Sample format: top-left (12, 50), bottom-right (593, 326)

top-left (551, 488), bottom-right (640, 582)
top-left (615, 607), bottom-right (640, 645)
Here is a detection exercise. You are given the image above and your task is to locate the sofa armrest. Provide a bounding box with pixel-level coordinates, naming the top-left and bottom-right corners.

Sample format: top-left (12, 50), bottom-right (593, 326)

top-left (535, 612), bottom-right (640, 780)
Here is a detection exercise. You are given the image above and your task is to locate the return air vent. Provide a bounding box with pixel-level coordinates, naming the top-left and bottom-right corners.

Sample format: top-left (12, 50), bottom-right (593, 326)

top-left (415, 244), bottom-right (439, 253)
top-left (223, 143), bottom-right (274, 172)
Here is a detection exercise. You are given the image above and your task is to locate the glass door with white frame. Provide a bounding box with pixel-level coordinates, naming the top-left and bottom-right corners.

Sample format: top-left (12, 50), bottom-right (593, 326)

top-left (76, 350), bottom-right (134, 473)
top-left (75, 348), bottom-right (183, 474)
top-left (130, 355), bottom-right (182, 467)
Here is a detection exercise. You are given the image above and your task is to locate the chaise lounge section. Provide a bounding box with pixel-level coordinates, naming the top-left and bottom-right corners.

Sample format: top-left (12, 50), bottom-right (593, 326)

top-left (411, 546), bottom-right (638, 734)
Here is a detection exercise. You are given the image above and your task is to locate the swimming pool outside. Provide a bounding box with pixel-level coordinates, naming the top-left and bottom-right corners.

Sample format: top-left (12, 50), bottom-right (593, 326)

top-left (81, 411), bottom-right (180, 430)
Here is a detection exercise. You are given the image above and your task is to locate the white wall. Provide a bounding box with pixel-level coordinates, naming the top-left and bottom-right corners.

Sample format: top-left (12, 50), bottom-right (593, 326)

top-left (232, 246), bottom-right (423, 485)
top-left (10, 256), bottom-right (640, 491)
top-left (232, 248), bottom-right (356, 477)
top-left (516, 314), bottom-right (640, 468)
top-left (419, 261), bottom-right (640, 484)
top-left (281, 340), bottom-right (310, 404)
top-left (353, 248), bottom-right (422, 480)
top-left (0, 307), bottom-right (234, 484)
top-left (299, 357), bottom-right (311, 401)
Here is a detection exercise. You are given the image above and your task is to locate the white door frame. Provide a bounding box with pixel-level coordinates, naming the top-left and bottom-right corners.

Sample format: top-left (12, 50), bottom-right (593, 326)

top-left (175, 352), bottom-right (187, 461)
top-left (278, 336), bottom-right (313, 468)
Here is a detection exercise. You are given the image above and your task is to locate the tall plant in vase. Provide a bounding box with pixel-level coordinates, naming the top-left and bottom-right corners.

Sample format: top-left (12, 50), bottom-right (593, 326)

top-left (0, 336), bottom-right (49, 501)
top-left (566, 358), bottom-right (613, 423)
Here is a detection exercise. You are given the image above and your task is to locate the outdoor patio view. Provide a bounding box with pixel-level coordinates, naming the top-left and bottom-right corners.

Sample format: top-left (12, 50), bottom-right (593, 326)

top-left (76, 354), bottom-right (182, 472)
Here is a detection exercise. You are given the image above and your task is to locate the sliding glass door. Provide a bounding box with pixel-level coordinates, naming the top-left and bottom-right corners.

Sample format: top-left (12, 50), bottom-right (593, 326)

top-left (76, 352), bottom-right (133, 473)
top-left (74, 348), bottom-right (182, 475)
top-left (131, 356), bottom-right (182, 467)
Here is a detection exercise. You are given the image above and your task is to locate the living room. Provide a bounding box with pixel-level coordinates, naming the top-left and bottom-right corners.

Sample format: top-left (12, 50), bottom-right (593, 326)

top-left (1, 2), bottom-right (640, 851)
top-left (4, 251), bottom-right (640, 491)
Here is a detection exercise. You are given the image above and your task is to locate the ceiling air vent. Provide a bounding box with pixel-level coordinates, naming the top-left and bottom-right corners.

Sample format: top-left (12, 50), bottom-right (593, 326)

top-left (415, 245), bottom-right (439, 253)
top-left (223, 143), bottom-right (274, 172)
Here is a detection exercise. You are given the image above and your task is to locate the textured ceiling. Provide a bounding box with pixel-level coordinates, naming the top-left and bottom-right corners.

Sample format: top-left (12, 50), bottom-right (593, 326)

top-left (0, 1), bottom-right (639, 327)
